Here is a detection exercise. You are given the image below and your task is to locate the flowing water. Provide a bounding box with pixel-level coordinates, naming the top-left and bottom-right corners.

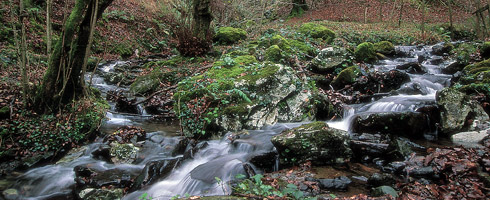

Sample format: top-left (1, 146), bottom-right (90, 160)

top-left (1, 44), bottom-right (460, 199)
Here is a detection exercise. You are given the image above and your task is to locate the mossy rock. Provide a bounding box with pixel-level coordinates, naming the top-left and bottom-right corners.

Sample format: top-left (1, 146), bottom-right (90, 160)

top-left (371, 186), bottom-right (398, 198)
top-left (461, 59), bottom-right (490, 84)
top-left (452, 43), bottom-right (477, 66)
top-left (374, 41), bottom-right (395, 56)
top-left (271, 121), bottom-right (351, 166)
top-left (331, 66), bottom-right (359, 89)
top-left (265, 45), bottom-right (283, 62)
top-left (130, 71), bottom-right (163, 95)
top-left (298, 22), bottom-right (335, 43)
top-left (355, 42), bottom-right (377, 63)
top-left (481, 42), bottom-right (490, 59)
top-left (215, 27), bottom-right (247, 45)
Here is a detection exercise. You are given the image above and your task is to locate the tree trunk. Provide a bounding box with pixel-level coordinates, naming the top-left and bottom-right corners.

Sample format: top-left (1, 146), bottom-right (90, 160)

top-left (46, 0), bottom-right (52, 57)
top-left (421, 1), bottom-right (427, 40)
top-left (20, 0), bottom-right (29, 105)
top-left (290, 0), bottom-right (308, 17)
top-left (398, 0), bottom-right (404, 27)
top-left (192, 0), bottom-right (212, 40)
top-left (35, 0), bottom-right (113, 113)
top-left (448, 0), bottom-right (453, 29)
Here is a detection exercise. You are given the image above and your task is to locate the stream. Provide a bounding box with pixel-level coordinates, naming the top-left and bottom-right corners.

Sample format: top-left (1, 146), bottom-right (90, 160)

top-left (1, 44), bottom-right (467, 199)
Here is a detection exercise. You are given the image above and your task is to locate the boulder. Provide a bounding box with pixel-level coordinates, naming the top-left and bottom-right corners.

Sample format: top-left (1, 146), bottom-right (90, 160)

top-left (371, 186), bottom-right (398, 198)
top-left (298, 22), bottom-right (335, 43)
top-left (78, 188), bottom-right (124, 200)
top-left (316, 176), bottom-right (351, 191)
top-left (368, 173), bottom-right (396, 187)
top-left (74, 165), bottom-right (138, 190)
top-left (432, 42), bottom-right (454, 56)
top-left (374, 41), bottom-right (395, 56)
top-left (109, 142), bottom-right (140, 164)
top-left (481, 41), bottom-right (490, 59)
top-left (308, 47), bottom-right (351, 74)
top-left (130, 158), bottom-right (182, 192)
top-left (214, 27), bottom-right (247, 45)
top-left (271, 122), bottom-right (351, 166)
top-left (355, 42), bottom-right (377, 63)
top-left (451, 130), bottom-right (489, 148)
top-left (395, 62), bottom-right (427, 74)
top-left (436, 88), bottom-right (489, 135)
top-left (441, 62), bottom-right (464, 74)
top-left (331, 66), bottom-right (359, 89)
top-left (354, 70), bottom-right (410, 94)
top-left (351, 112), bottom-right (430, 138)
top-left (265, 45), bottom-right (283, 62)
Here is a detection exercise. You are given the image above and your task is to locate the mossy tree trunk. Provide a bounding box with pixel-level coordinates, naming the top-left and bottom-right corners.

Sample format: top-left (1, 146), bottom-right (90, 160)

top-left (290, 0), bottom-right (308, 17)
top-left (35, 0), bottom-right (113, 113)
top-left (192, 0), bottom-right (212, 40)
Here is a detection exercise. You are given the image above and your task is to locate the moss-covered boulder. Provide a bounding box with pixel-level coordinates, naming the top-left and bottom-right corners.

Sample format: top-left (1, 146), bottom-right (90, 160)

top-left (78, 188), bottom-right (123, 200)
top-left (215, 27), bottom-right (247, 45)
top-left (355, 42), bottom-right (377, 63)
top-left (331, 66), bottom-right (359, 89)
top-left (265, 45), bottom-right (283, 62)
top-left (436, 87), bottom-right (489, 135)
top-left (109, 142), bottom-right (140, 164)
top-left (175, 56), bottom-right (332, 138)
top-left (271, 122), bottom-right (351, 166)
top-left (452, 43), bottom-right (478, 66)
top-left (481, 42), bottom-right (490, 59)
top-left (130, 72), bottom-right (162, 95)
top-left (298, 22), bottom-right (335, 43)
top-left (374, 41), bottom-right (395, 56)
top-left (432, 42), bottom-right (454, 56)
top-left (462, 59), bottom-right (490, 83)
top-left (308, 47), bottom-right (352, 74)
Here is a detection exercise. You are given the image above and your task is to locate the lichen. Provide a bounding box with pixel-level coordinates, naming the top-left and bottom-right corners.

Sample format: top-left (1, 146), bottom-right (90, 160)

top-left (215, 27), bottom-right (247, 45)
top-left (298, 22), bottom-right (335, 43)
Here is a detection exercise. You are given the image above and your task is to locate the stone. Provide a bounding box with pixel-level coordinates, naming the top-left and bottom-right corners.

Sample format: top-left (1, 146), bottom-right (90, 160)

top-left (395, 62), bottom-right (427, 74)
top-left (78, 188), bottom-right (124, 200)
top-left (441, 62), bottom-right (464, 74)
top-left (451, 130), bottom-right (489, 148)
top-left (271, 122), bottom-right (351, 166)
top-left (368, 173), bottom-right (396, 187)
top-left (317, 176), bottom-right (352, 191)
top-left (249, 151), bottom-right (278, 172)
top-left (371, 186), bottom-right (398, 198)
top-left (436, 88), bottom-right (489, 135)
top-left (2, 188), bottom-right (19, 199)
top-left (298, 22), bottom-right (335, 43)
top-left (481, 41), bottom-right (490, 59)
top-left (150, 134), bottom-right (165, 144)
top-left (130, 158), bottom-right (182, 192)
top-left (374, 41), bottom-right (395, 56)
top-left (214, 27), bottom-right (247, 45)
top-left (407, 166), bottom-right (436, 179)
top-left (432, 42), bottom-right (454, 56)
top-left (355, 42), bottom-right (377, 63)
top-left (351, 112), bottom-right (431, 138)
top-left (308, 47), bottom-right (351, 74)
top-left (331, 66), bottom-right (359, 89)
top-left (109, 142), bottom-right (140, 164)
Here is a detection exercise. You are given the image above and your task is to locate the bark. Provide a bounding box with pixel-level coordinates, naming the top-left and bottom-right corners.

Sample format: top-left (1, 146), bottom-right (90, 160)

top-left (35, 0), bottom-right (113, 112)
top-left (290, 0), bottom-right (308, 16)
top-left (20, 0), bottom-right (29, 104)
top-left (46, 0), bottom-right (52, 56)
top-left (192, 0), bottom-right (212, 40)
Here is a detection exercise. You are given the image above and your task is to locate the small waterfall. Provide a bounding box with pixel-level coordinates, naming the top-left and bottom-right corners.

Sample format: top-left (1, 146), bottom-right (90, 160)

top-left (327, 106), bottom-right (356, 131)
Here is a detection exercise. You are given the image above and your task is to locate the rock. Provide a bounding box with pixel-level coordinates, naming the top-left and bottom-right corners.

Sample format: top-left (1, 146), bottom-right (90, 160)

top-left (130, 72), bottom-right (162, 95)
top-left (351, 112), bottom-right (430, 138)
top-left (482, 41), bottom-right (490, 59)
top-left (183, 141), bottom-right (209, 160)
top-left (354, 70), bottom-right (410, 94)
top-left (317, 176), bottom-right (352, 191)
top-left (441, 62), bottom-right (464, 74)
top-left (350, 133), bottom-right (391, 159)
top-left (432, 42), bottom-right (454, 56)
top-left (482, 134), bottom-right (490, 148)
top-left (389, 138), bottom-right (414, 159)
top-left (436, 88), bottom-right (489, 135)
top-left (249, 151), bottom-right (277, 172)
top-left (56, 146), bottom-right (88, 164)
top-left (374, 41), bottom-right (395, 56)
top-left (78, 188), bottom-right (124, 200)
top-left (130, 158), bottom-right (181, 192)
top-left (395, 62), bottom-right (427, 74)
top-left (91, 144), bottom-right (111, 162)
top-left (408, 166), bottom-right (436, 179)
top-left (371, 186), bottom-right (398, 198)
top-left (109, 142), bottom-right (140, 164)
top-left (384, 161), bottom-right (406, 174)
top-left (368, 173), bottom-right (396, 187)
top-left (74, 165), bottom-right (138, 190)
top-left (2, 188), bottom-right (19, 199)
top-left (451, 130), bottom-right (488, 148)
top-left (106, 125), bottom-right (146, 144)
top-left (265, 45), bottom-right (283, 62)
top-left (298, 22), bottom-right (335, 43)
top-left (331, 66), bottom-right (359, 89)
top-left (271, 122), bottom-right (351, 166)
top-left (355, 42), bottom-right (377, 63)
top-left (308, 47), bottom-right (351, 74)
top-left (214, 27), bottom-right (247, 45)
top-left (0, 106), bottom-right (9, 119)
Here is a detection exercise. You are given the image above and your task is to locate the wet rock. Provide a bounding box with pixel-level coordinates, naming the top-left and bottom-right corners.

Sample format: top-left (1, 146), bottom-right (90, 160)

top-left (396, 62), bottom-right (427, 74)
top-left (56, 146), bottom-right (88, 164)
top-left (78, 188), bottom-right (123, 200)
top-left (451, 130), bottom-right (488, 148)
top-left (308, 47), bottom-right (351, 74)
top-left (353, 70), bottom-right (410, 94)
top-left (408, 166), bottom-right (436, 179)
top-left (105, 126), bottom-right (146, 144)
top-left (271, 122), bottom-right (351, 166)
top-left (397, 82), bottom-right (429, 95)
top-left (374, 41), bottom-right (395, 56)
top-left (432, 42), bottom-right (454, 56)
top-left (351, 112), bottom-right (430, 138)
top-left (441, 62), bottom-right (464, 74)
top-left (317, 176), bottom-right (352, 191)
top-left (150, 134), bottom-right (165, 144)
top-left (389, 138), bottom-right (414, 160)
top-left (384, 161), bottom-right (406, 174)
top-left (2, 188), bottom-right (19, 199)
top-left (249, 151), bottom-right (277, 172)
top-left (482, 134), bottom-right (490, 148)
top-left (350, 138), bottom-right (390, 159)
top-left (371, 186), bottom-right (398, 198)
top-left (331, 66), bottom-right (359, 89)
top-left (130, 158), bottom-right (181, 192)
top-left (172, 138), bottom-right (191, 156)
top-left (109, 142), bottom-right (140, 164)
top-left (74, 165), bottom-right (138, 190)
top-left (367, 173), bottom-right (396, 187)
top-left (183, 141), bottom-right (209, 160)
top-left (436, 88), bottom-right (489, 135)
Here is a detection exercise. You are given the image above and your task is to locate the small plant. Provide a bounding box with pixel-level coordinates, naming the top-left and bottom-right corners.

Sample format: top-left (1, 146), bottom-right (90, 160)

top-left (139, 193), bottom-right (153, 200)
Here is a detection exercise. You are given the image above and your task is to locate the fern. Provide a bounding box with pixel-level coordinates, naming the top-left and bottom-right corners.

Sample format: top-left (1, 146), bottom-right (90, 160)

top-left (227, 89), bottom-right (252, 103)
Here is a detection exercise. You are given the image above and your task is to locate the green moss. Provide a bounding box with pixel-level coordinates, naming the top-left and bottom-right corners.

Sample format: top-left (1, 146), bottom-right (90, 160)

top-left (298, 22), bottom-right (335, 43)
top-left (111, 42), bottom-right (132, 59)
top-left (239, 64), bottom-right (280, 84)
top-left (209, 55), bottom-right (257, 79)
top-left (332, 66), bottom-right (359, 88)
top-left (130, 71), bottom-right (168, 95)
top-left (355, 42), bottom-right (377, 63)
top-left (373, 41), bottom-right (395, 55)
top-left (300, 121), bottom-right (328, 130)
top-left (289, 39), bottom-right (316, 56)
top-left (265, 45), bottom-right (283, 62)
top-left (463, 59), bottom-right (490, 77)
top-left (215, 27), bottom-right (247, 45)
top-left (452, 43), bottom-right (477, 66)
top-left (481, 42), bottom-right (490, 59)
top-left (222, 102), bottom-right (250, 116)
